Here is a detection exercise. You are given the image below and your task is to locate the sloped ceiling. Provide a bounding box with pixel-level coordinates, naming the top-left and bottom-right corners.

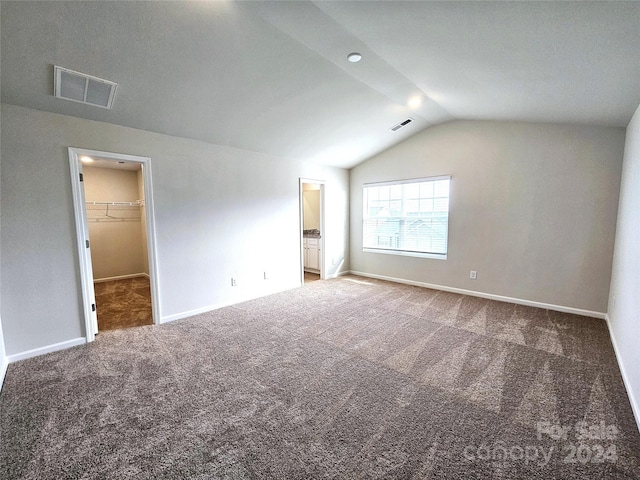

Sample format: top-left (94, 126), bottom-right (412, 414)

top-left (2, 1), bottom-right (639, 168)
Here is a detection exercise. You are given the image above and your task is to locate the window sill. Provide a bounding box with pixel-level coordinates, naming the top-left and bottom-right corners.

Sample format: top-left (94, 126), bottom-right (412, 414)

top-left (363, 248), bottom-right (447, 260)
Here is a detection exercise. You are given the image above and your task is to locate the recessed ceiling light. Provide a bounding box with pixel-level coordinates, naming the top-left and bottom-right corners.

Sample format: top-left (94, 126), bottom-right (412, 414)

top-left (408, 96), bottom-right (422, 109)
top-left (80, 156), bottom-right (94, 163)
top-left (347, 52), bottom-right (362, 63)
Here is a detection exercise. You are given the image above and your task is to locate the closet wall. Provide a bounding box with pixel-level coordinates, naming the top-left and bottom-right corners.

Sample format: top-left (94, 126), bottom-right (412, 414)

top-left (84, 166), bottom-right (148, 280)
top-left (137, 169), bottom-right (149, 275)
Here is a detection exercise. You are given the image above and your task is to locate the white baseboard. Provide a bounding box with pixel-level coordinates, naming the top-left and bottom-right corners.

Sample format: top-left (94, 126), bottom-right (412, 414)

top-left (0, 355), bottom-right (8, 392)
top-left (7, 337), bottom-right (86, 363)
top-left (605, 314), bottom-right (640, 434)
top-left (94, 273), bottom-right (148, 283)
top-left (161, 303), bottom-right (232, 324)
top-left (348, 270), bottom-right (606, 319)
top-left (325, 270), bottom-right (351, 279)
top-left (161, 283), bottom-right (299, 324)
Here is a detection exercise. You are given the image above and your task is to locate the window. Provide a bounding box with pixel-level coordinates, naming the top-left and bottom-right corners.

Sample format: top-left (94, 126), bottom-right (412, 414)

top-left (363, 176), bottom-right (451, 259)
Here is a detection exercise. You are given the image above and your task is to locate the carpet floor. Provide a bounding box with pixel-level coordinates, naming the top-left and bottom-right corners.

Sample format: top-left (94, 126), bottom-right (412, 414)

top-left (1, 275), bottom-right (639, 479)
top-left (94, 277), bottom-right (153, 331)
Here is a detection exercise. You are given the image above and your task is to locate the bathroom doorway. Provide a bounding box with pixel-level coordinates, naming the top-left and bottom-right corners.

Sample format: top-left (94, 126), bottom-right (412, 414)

top-left (300, 179), bottom-right (325, 284)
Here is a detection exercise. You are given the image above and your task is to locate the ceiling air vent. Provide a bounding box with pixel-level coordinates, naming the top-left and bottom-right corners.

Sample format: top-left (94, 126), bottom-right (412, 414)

top-left (54, 66), bottom-right (118, 109)
top-left (390, 118), bottom-right (414, 132)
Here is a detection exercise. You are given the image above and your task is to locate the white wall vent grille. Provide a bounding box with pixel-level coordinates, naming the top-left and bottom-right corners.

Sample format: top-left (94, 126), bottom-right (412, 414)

top-left (54, 66), bottom-right (117, 109)
top-left (390, 118), bottom-right (414, 132)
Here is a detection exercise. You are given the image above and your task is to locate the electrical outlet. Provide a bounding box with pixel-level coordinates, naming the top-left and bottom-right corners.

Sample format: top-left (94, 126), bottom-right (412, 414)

top-left (470, 270), bottom-right (477, 280)
top-left (264, 271), bottom-right (269, 280)
top-left (231, 277), bottom-right (238, 286)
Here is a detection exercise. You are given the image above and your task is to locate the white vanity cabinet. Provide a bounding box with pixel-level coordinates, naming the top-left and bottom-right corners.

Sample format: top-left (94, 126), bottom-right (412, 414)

top-left (303, 237), bottom-right (320, 272)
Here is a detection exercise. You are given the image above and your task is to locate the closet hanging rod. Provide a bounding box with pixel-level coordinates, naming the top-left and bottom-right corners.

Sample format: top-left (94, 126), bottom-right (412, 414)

top-left (85, 200), bottom-right (144, 206)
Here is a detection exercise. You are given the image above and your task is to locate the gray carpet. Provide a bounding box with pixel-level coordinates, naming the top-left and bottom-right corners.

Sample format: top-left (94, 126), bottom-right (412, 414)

top-left (1, 275), bottom-right (639, 479)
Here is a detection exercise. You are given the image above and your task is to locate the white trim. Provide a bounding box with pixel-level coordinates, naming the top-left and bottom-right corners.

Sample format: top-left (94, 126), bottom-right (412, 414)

top-left (605, 314), bottom-right (640, 433)
top-left (363, 248), bottom-right (447, 260)
top-left (0, 314), bottom-right (7, 392)
top-left (0, 355), bottom-right (8, 392)
top-left (300, 178), bottom-right (326, 283)
top-left (325, 270), bottom-right (351, 280)
top-left (69, 152), bottom-right (98, 340)
top-left (140, 160), bottom-right (162, 326)
top-left (7, 337), bottom-right (86, 363)
top-left (161, 304), bottom-right (231, 324)
top-left (93, 273), bottom-right (148, 283)
top-left (68, 147), bottom-right (162, 343)
top-left (348, 270), bottom-right (606, 319)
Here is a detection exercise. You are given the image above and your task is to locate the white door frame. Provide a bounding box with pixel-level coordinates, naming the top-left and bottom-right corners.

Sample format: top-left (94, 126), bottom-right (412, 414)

top-left (299, 178), bottom-right (325, 284)
top-left (68, 147), bottom-right (161, 342)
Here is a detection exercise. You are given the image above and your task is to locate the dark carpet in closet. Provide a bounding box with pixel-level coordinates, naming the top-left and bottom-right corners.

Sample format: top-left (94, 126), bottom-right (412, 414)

top-left (94, 276), bottom-right (152, 330)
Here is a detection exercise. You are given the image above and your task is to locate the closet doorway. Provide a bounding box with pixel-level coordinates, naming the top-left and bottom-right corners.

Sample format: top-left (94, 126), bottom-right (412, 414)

top-left (69, 148), bottom-right (160, 342)
top-left (300, 179), bottom-right (325, 284)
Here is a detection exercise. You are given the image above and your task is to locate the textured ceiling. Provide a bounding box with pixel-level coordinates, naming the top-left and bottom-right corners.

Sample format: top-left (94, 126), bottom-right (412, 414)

top-left (2, 1), bottom-right (639, 168)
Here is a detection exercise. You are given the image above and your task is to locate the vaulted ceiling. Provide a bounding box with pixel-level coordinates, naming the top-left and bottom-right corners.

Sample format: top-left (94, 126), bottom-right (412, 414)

top-left (2, 1), bottom-right (639, 168)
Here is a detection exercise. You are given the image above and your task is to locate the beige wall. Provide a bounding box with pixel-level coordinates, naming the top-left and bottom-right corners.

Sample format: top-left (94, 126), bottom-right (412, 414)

top-left (350, 120), bottom-right (625, 314)
top-left (303, 190), bottom-right (320, 230)
top-left (608, 103), bottom-right (640, 427)
top-left (138, 169), bottom-right (150, 275)
top-left (84, 166), bottom-right (146, 280)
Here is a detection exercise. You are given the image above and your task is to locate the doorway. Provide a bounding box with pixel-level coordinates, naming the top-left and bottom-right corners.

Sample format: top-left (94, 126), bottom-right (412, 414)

top-left (300, 179), bottom-right (325, 284)
top-left (69, 148), bottom-right (160, 342)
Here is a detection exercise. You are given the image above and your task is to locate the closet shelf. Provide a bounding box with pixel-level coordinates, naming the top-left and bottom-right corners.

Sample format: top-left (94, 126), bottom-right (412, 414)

top-left (86, 200), bottom-right (144, 222)
top-left (86, 200), bottom-right (144, 206)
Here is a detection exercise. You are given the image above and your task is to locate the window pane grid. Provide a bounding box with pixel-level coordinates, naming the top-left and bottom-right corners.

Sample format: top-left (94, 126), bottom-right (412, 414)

top-left (363, 177), bottom-right (450, 257)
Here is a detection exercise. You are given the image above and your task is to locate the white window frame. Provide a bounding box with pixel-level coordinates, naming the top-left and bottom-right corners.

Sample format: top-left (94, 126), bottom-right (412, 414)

top-left (362, 175), bottom-right (451, 260)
